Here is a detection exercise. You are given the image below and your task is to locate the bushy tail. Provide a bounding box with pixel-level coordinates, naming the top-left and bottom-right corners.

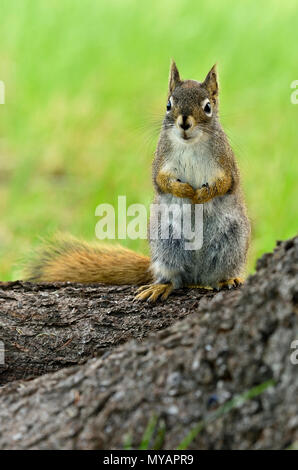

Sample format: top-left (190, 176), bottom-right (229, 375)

top-left (25, 235), bottom-right (152, 285)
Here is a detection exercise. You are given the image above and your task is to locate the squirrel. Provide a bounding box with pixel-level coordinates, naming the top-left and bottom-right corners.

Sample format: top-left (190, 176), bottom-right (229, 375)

top-left (25, 61), bottom-right (250, 302)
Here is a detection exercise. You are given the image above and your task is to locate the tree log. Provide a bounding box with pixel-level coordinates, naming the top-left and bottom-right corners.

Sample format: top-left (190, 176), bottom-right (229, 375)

top-left (0, 237), bottom-right (297, 449)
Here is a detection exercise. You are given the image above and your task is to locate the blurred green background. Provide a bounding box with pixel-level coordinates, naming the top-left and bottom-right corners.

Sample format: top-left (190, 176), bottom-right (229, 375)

top-left (0, 0), bottom-right (297, 280)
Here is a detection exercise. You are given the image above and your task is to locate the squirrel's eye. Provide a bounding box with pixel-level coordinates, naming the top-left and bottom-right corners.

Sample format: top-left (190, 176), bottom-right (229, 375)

top-left (167, 97), bottom-right (173, 112)
top-left (202, 99), bottom-right (212, 117)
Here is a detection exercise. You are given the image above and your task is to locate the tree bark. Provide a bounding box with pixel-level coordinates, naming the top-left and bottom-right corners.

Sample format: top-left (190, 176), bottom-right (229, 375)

top-left (0, 281), bottom-right (216, 385)
top-left (0, 237), bottom-right (297, 449)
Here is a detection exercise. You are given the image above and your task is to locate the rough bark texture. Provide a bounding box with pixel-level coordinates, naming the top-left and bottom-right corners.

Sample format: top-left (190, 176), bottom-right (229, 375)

top-left (0, 282), bottom-right (215, 385)
top-left (0, 237), bottom-right (297, 450)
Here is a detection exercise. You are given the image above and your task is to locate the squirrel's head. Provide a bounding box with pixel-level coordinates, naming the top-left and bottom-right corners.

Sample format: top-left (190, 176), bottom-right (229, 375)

top-left (164, 60), bottom-right (219, 143)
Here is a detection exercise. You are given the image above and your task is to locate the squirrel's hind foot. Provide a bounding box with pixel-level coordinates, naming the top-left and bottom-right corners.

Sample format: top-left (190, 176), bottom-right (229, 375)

top-left (217, 277), bottom-right (244, 290)
top-left (135, 283), bottom-right (173, 302)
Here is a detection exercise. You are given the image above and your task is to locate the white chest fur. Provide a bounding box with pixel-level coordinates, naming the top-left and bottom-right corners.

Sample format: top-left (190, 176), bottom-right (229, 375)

top-left (162, 138), bottom-right (222, 190)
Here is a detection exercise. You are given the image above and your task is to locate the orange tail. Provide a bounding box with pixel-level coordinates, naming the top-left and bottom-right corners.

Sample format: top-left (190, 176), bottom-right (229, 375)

top-left (25, 235), bottom-right (152, 285)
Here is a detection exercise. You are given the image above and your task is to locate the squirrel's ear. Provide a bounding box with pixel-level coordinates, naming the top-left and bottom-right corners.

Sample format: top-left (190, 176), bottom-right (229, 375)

top-left (203, 64), bottom-right (219, 104)
top-left (169, 60), bottom-right (181, 94)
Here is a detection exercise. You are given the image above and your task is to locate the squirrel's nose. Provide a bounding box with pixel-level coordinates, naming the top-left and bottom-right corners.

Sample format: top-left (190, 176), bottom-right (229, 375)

top-left (177, 115), bottom-right (192, 131)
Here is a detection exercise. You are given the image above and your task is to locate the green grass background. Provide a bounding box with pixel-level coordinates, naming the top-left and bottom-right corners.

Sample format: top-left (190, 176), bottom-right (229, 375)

top-left (0, 0), bottom-right (297, 280)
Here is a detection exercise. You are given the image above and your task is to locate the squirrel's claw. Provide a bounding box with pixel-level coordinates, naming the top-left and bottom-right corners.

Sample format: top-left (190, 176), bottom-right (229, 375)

top-left (136, 284), bottom-right (152, 293)
top-left (135, 283), bottom-right (173, 302)
top-left (192, 186), bottom-right (212, 204)
top-left (217, 277), bottom-right (244, 290)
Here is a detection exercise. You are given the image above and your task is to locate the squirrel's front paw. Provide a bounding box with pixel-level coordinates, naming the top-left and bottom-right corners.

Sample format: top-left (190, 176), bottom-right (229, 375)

top-left (192, 184), bottom-right (212, 204)
top-left (171, 181), bottom-right (195, 199)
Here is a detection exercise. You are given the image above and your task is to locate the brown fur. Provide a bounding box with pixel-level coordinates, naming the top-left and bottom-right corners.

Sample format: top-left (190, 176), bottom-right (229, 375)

top-left (156, 167), bottom-right (232, 204)
top-left (168, 60), bottom-right (181, 96)
top-left (156, 171), bottom-right (195, 198)
top-left (192, 172), bottom-right (232, 204)
top-left (152, 62), bottom-right (239, 203)
top-left (25, 236), bottom-right (152, 285)
top-left (203, 64), bottom-right (218, 106)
